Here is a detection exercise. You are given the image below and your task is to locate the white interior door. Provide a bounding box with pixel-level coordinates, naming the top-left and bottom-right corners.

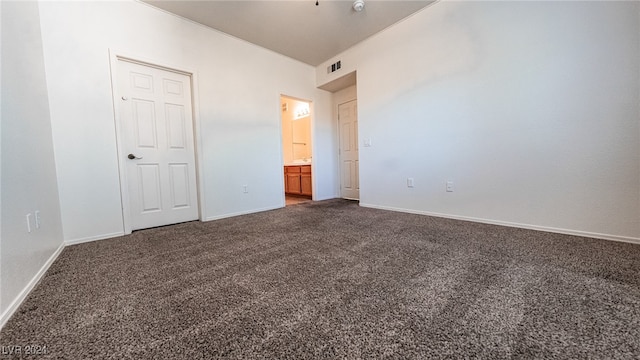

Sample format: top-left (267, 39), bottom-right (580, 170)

top-left (117, 60), bottom-right (198, 231)
top-left (338, 100), bottom-right (359, 200)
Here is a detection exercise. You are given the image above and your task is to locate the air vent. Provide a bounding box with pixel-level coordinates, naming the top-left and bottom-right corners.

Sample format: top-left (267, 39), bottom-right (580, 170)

top-left (327, 60), bottom-right (341, 74)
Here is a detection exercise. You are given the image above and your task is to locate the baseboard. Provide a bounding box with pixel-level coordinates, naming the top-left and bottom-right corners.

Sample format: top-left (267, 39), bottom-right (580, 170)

top-left (313, 194), bottom-right (341, 201)
top-left (205, 205), bottom-right (283, 222)
top-left (0, 242), bottom-right (66, 329)
top-left (2, 231), bottom-right (123, 330)
top-left (359, 203), bottom-right (640, 245)
top-left (64, 231), bottom-right (125, 246)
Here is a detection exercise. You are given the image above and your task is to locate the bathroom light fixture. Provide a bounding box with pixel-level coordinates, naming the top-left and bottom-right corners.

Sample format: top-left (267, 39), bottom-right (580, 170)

top-left (353, 0), bottom-right (364, 12)
top-left (294, 103), bottom-right (310, 119)
top-left (295, 107), bottom-right (310, 120)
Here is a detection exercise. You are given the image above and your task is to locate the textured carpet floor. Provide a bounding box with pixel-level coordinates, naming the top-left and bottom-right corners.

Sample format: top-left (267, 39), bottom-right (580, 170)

top-left (2, 199), bottom-right (640, 359)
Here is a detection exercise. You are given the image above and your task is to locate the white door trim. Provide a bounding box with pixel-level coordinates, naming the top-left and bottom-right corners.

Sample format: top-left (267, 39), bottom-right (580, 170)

top-left (109, 49), bottom-right (206, 234)
top-left (280, 94), bottom-right (315, 202)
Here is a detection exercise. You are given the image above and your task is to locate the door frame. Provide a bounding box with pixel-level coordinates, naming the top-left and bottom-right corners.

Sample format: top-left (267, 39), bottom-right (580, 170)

top-left (109, 49), bottom-right (206, 234)
top-left (279, 94), bottom-right (315, 204)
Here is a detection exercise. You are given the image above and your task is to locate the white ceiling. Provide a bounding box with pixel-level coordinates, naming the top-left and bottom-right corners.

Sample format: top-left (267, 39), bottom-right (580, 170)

top-left (141, 0), bottom-right (435, 66)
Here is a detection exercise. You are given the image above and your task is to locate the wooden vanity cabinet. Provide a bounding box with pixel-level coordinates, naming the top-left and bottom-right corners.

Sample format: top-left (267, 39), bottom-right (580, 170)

top-left (285, 165), bottom-right (312, 197)
top-left (285, 166), bottom-right (301, 194)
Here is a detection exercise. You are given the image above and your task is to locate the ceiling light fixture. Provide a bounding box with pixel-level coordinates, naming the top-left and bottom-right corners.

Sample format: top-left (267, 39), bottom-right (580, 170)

top-left (353, 0), bottom-right (365, 12)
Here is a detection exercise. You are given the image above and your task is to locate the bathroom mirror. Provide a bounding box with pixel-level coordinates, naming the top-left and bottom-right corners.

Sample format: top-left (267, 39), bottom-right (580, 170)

top-left (292, 117), bottom-right (311, 161)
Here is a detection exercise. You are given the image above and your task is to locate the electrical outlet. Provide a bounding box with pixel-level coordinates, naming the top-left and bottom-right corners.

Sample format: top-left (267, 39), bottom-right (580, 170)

top-left (243, 185), bottom-right (248, 194)
top-left (407, 178), bottom-right (414, 188)
top-left (35, 211), bottom-right (41, 229)
top-left (446, 181), bottom-right (454, 192)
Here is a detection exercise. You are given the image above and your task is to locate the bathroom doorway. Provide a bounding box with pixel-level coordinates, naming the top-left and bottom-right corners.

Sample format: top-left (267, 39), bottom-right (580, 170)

top-left (281, 95), bottom-right (313, 206)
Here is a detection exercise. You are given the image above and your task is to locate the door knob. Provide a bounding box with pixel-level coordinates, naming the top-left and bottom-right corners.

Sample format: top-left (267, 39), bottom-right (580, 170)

top-left (127, 154), bottom-right (143, 160)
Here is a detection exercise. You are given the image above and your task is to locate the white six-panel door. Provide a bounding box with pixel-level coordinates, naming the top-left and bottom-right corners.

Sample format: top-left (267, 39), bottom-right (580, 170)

top-left (338, 100), bottom-right (359, 200)
top-left (117, 60), bottom-right (198, 231)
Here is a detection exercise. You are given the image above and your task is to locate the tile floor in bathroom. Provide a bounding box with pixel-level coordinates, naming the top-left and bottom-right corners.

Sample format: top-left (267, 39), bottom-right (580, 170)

top-left (285, 195), bottom-right (312, 206)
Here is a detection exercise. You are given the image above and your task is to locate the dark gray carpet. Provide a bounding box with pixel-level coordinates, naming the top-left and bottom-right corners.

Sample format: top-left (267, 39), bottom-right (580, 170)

top-left (2, 199), bottom-right (640, 359)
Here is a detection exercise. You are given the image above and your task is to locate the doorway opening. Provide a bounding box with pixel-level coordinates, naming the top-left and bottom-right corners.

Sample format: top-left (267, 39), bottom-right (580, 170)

top-left (320, 71), bottom-right (359, 201)
top-left (281, 95), bottom-right (313, 206)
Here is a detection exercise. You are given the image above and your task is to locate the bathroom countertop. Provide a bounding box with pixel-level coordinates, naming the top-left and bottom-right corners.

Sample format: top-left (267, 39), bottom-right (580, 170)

top-left (284, 162), bottom-right (312, 167)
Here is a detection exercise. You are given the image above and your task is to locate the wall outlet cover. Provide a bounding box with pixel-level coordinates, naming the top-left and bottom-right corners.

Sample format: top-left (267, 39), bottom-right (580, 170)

top-left (446, 181), bottom-right (454, 192)
top-left (35, 211), bottom-right (41, 229)
top-left (26, 213), bottom-right (32, 233)
top-left (407, 178), bottom-right (414, 188)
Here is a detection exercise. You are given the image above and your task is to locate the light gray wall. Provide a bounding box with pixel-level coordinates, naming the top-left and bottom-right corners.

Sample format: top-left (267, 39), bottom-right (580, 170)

top-left (37, 1), bottom-right (337, 243)
top-left (318, 1), bottom-right (640, 241)
top-left (1, 1), bottom-right (64, 323)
